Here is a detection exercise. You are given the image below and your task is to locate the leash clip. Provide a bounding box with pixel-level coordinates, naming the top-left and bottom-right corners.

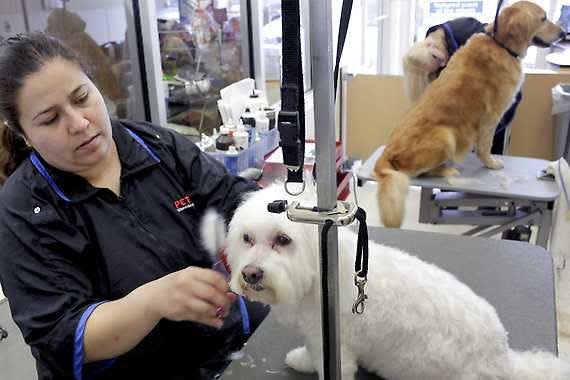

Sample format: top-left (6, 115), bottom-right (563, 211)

top-left (352, 274), bottom-right (368, 314)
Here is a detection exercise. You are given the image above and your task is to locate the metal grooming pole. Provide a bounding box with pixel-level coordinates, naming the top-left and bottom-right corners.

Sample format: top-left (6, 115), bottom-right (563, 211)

top-left (309, 1), bottom-right (342, 379)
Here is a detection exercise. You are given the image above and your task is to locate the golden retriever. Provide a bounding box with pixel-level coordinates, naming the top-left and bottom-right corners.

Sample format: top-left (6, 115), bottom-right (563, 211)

top-left (374, 1), bottom-right (563, 228)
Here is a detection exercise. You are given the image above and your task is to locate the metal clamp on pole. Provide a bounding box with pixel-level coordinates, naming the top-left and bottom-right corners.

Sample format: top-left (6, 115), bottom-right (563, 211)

top-left (267, 199), bottom-right (357, 226)
top-left (287, 201), bottom-right (357, 226)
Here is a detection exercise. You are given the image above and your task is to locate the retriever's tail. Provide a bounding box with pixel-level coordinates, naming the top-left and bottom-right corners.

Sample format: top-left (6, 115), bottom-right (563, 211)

top-left (373, 154), bottom-right (410, 228)
top-left (510, 349), bottom-right (570, 380)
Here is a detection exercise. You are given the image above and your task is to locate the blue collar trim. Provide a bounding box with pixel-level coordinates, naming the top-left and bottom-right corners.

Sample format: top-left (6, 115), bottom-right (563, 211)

top-left (30, 152), bottom-right (72, 203)
top-left (442, 23), bottom-right (459, 54)
top-left (30, 127), bottom-right (160, 203)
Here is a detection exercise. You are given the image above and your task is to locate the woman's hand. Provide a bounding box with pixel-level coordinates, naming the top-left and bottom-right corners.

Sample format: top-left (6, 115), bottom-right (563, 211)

top-left (83, 266), bottom-right (237, 363)
top-left (424, 41), bottom-right (448, 72)
top-left (142, 267), bottom-right (236, 328)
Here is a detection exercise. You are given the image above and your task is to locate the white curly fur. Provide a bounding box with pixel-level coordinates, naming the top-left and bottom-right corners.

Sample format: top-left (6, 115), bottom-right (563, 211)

top-left (220, 184), bottom-right (570, 380)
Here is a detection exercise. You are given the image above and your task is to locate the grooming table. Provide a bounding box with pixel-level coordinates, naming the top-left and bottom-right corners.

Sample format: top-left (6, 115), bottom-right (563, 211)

top-left (221, 227), bottom-right (558, 379)
top-left (357, 146), bottom-right (560, 248)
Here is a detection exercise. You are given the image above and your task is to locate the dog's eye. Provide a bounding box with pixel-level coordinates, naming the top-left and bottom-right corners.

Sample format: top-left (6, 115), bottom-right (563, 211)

top-left (541, 16), bottom-right (547, 22)
top-left (243, 233), bottom-right (253, 245)
top-left (275, 234), bottom-right (291, 246)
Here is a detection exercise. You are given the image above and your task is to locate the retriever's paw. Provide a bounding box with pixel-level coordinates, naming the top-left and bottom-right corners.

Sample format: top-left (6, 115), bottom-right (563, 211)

top-left (285, 346), bottom-right (316, 373)
top-left (485, 157), bottom-right (504, 170)
top-left (442, 167), bottom-right (460, 177)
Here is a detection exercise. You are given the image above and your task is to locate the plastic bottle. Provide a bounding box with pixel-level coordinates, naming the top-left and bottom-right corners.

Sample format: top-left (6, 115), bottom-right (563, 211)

top-left (234, 125), bottom-right (249, 150)
top-left (199, 133), bottom-right (215, 152)
top-left (245, 90), bottom-right (267, 113)
top-left (263, 107), bottom-right (277, 130)
top-left (240, 108), bottom-right (256, 144)
top-left (215, 127), bottom-right (234, 151)
top-left (255, 111), bottom-right (270, 133)
top-left (224, 145), bottom-right (239, 174)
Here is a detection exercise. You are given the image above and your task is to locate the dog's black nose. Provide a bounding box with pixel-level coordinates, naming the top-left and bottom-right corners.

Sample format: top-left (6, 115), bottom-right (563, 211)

top-left (560, 30), bottom-right (567, 40)
top-left (242, 265), bottom-right (264, 284)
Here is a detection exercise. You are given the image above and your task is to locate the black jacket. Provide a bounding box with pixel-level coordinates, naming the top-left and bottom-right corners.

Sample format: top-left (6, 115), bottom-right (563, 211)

top-left (426, 17), bottom-right (486, 56)
top-left (0, 119), bottom-right (258, 379)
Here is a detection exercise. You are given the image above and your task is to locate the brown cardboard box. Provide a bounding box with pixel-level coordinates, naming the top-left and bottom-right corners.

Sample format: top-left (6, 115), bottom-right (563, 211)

top-left (509, 70), bottom-right (570, 159)
top-left (345, 74), bottom-right (410, 161)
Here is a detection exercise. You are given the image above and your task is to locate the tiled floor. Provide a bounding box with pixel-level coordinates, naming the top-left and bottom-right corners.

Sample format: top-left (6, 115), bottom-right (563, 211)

top-left (355, 181), bottom-right (570, 360)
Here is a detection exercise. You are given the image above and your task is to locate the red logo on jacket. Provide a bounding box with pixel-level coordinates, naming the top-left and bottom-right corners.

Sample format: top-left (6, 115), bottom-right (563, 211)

top-left (174, 195), bottom-right (193, 212)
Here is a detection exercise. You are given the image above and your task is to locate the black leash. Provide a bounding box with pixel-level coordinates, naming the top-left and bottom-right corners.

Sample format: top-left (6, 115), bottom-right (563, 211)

top-left (487, 0), bottom-right (519, 58)
top-left (320, 206), bottom-right (369, 315)
top-left (320, 219), bottom-right (335, 380)
top-left (334, 0), bottom-right (354, 100)
top-left (352, 207), bottom-right (369, 314)
top-left (492, 0), bottom-right (504, 37)
top-left (278, 4), bottom-right (363, 378)
top-left (279, 0), bottom-right (306, 193)
top-left (280, 0), bottom-right (354, 189)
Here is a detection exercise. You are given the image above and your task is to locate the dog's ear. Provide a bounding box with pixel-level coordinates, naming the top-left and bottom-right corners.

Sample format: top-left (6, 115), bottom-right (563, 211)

top-left (499, 7), bottom-right (534, 46)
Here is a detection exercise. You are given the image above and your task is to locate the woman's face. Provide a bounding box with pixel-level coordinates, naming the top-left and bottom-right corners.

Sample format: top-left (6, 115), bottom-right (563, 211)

top-left (16, 58), bottom-right (113, 176)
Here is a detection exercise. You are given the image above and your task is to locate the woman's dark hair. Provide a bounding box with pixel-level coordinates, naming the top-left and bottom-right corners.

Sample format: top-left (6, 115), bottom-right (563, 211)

top-left (0, 31), bottom-right (90, 184)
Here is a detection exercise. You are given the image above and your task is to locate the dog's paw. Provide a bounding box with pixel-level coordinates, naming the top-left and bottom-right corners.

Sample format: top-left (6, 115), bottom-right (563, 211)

top-left (442, 167), bottom-right (460, 177)
top-left (485, 158), bottom-right (504, 170)
top-left (285, 346), bottom-right (316, 373)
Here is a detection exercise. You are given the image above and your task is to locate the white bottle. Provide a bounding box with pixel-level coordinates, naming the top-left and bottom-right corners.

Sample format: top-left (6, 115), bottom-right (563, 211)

top-left (225, 119), bottom-right (237, 133)
top-left (234, 125), bottom-right (249, 150)
top-left (255, 112), bottom-right (270, 134)
top-left (225, 145), bottom-right (240, 175)
top-left (245, 90), bottom-right (267, 113)
top-left (240, 108), bottom-right (256, 144)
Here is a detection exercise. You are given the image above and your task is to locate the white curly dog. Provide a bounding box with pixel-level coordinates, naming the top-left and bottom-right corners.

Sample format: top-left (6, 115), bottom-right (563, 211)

top-left (203, 185), bottom-right (570, 380)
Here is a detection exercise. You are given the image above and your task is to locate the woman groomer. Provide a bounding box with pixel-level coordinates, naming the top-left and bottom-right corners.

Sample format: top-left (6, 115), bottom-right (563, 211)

top-left (0, 32), bottom-right (268, 380)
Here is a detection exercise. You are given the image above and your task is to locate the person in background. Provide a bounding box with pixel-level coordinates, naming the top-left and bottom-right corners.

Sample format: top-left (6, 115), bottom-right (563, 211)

top-left (46, 8), bottom-right (126, 114)
top-left (0, 31), bottom-right (268, 380)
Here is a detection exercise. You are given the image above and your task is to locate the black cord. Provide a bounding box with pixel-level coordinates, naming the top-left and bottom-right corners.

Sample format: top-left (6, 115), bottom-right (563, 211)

top-left (334, 0), bottom-right (354, 99)
top-left (320, 219), bottom-right (335, 380)
top-left (354, 208), bottom-right (369, 278)
top-left (493, 0), bottom-right (505, 36)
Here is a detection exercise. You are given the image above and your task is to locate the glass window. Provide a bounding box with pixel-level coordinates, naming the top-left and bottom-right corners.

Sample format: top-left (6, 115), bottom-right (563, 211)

top-left (156, 0), bottom-right (248, 136)
top-left (260, 0), bottom-right (282, 104)
top-left (415, 0), bottom-right (555, 69)
top-left (13, 1), bottom-right (148, 121)
top-left (333, 0), bottom-right (382, 73)
top-left (416, 0), bottom-right (492, 38)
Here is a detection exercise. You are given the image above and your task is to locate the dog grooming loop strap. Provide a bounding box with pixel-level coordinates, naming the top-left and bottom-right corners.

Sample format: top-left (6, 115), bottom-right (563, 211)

top-left (279, 0), bottom-right (305, 188)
